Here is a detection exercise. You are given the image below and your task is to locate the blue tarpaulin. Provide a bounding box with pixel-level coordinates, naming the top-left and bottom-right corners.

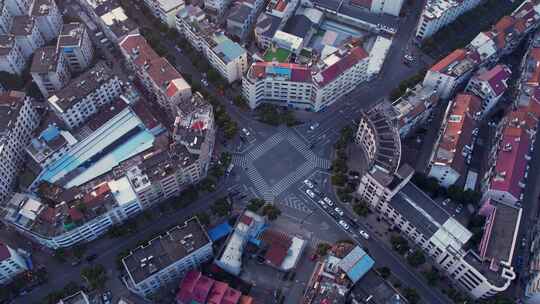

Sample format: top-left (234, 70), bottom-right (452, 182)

top-left (208, 222), bottom-right (232, 241)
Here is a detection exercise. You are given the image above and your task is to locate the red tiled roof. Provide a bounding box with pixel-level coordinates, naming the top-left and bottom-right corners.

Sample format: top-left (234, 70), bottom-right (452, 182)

top-left (68, 207), bottom-right (84, 221)
top-left (193, 275), bottom-right (215, 303)
top-left (239, 295), bottom-right (254, 304)
top-left (132, 100), bottom-right (160, 129)
top-left (146, 57), bottom-right (183, 90)
top-left (490, 121), bottom-right (530, 200)
top-left (260, 229), bottom-right (292, 267)
top-left (316, 47), bottom-right (369, 86)
top-left (207, 281), bottom-right (228, 304)
top-left (119, 34), bottom-right (159, 69)
top-left (434, 93), bottom-right (481, 175)
top-left (83, 183), bottom-right (111, 208)
top-left (477, 65), bottom-right (511, 96)
top-left (176, 270), bottom-right (202, 302)
top-left (0, 243), bottom-right (11, 261)
top-left (221, 288), bottom-right (242, 304)
top-left (430, 49), bottom-right (467, 73)
top-left (239, 215), bottom-right (253, 226)
top-left (39, 206), bottom-right (57, 224)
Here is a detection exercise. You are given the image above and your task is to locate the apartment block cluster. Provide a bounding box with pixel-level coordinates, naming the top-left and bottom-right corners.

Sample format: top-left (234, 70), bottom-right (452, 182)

top-left (303, 243), bottom-right (374, 304)
top-left (355, 104), bottom-right (519, 300)
top-left (0, 0), bottom-right (63, 75)
top-left (352, 0), bottom-right (540, 300)
top-left (244, 1), bottom-right (393, 112)
top-left (79, 0), bottom-right (139, 44)
top-left (0, 10), bottom-right (216, 253)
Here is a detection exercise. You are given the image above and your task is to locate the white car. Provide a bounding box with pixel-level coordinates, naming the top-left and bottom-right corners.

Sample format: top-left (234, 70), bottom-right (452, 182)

top-left (241, 128), bottom-right (250, 136)
top-left (339, 220), bottom-right (350, 230)
top-left (303, 179), bottom-right (314, 188)
top-left (309, 122), bottom-right (320, 131)
top-left (306, 189), bottom-right (316, 198)
top-left (323, 197), bottom-right (333, 206)
top-left (334, 207), bottom-right (344, 216)
top-left (442, 198), bottom-right (450, 206)
top-left (359, 230), bottom-right (370, 240)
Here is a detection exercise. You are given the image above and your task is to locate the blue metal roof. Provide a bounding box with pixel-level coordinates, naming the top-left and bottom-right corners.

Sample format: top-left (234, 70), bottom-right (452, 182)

top-left (347, 253), bottom-right (374, 283)
top-left (208, 222), bottom-right (232, 241)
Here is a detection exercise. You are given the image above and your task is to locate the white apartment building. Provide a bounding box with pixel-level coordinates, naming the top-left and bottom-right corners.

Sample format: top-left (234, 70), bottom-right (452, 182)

top-left (26, 124), bottom-right (78, 170)
top-left (206, 33), bottom-right (248, 83)
top-left (143, 0), bottom-right (184, 28)
top-left (31, 0), bottom-right (62, 42)
top-left (30, 46), bottom-right (71, 97)
top-left (175, 9), bottom-right (248, 83)
top-left (57, 22), bottom-right (94, 73)
top-left (423, 48), bottom-right (479, 99)
top-left (119, 34), bottom-right (192, 113)
top-left (204, 0), bottom-right (232, 15)
top-left (125, 93), bottom-right (215, 209)
top-left (4, 177), bottom-right (144, 249)
top-left (370, 0), bottom-right (404, 17)
top-left (10, 16), bottom-right (45, 59)
top-left (0, 91), bottom-right (40, 204)
top-left (122, 218), bottom-right (213, 297)
top-left (0, 243), bottom-right (30, 284)
top-left (355, 104), bottom-right (516, 299)
top-left (465, 64), bottom-right (512, 117)
top-left (242, 44), bottom-right (370, 111)
top-left (415, 0), bottom-right (482, 41)
top-left (428, 93), bottom-right (481, 187)
top-left (47, 61), bottom-right (122, 129)
top-left (0, 34), bottom-right (27, 75)
top-left (392, 84), bottom-right (440, 138)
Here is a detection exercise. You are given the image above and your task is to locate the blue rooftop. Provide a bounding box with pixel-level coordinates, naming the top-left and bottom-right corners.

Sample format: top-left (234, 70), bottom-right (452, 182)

top-left (40, 125), bottom-right (60, 142)
top-left (208, 222), bottom-right (233, 241)
top-left (339, 246), bottom-right (374, 283)
top-left (213, 35), bottom-right (246, 63)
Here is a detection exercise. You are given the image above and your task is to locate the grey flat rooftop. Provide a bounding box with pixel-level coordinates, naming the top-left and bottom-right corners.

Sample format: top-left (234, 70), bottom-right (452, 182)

top-left (227, 3), bottom-right (252, 23)
top-left (389, 182), bottom-right (451, 239)
top-left (31, 0), bottom-right (55, 16)
top-left (312, 0), bottom-right (398, 28)
top-left (485, 201), bottom-right (521, 263)
top-left (58, 22), bottom-right (85, 47)
top-left (30, 46), bottom-right (59, 73)
top-left (11, 16), bottom-right (35, 36)
top-left (122, 218), bottom-right (210, 284)
top-left (283, 15), bottom-right (312, 38)
top-left (0, 91), bottom-right (25, 133)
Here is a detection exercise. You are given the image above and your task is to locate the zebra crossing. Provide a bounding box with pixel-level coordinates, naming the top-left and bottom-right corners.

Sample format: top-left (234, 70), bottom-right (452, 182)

top-left (247, 132), bottom-right (284, 160)
top-left (279, 194), bottom-right (313, 214)
top-left (233, 127), bottom-right (332, 203)
top-left (270, 161), bottom-right (314, 197)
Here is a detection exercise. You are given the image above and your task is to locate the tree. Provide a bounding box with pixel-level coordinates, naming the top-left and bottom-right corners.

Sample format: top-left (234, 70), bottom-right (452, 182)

top-left (316, 242), bottom-right (331, 256)
top-left (196, 212), bottom-right (210, 226)
top-left (199, 177), bottom-right (216, 192)
top-left (423, 268), bottom-right (440, 286)
top-left (233, 95), bottom-right (248, 109)
top-left (207, 69), bottom-right (220, 83)
top-left (390, 236), bottom-right (409, 254)
top-left (53, 248), bottom-right (66, 262)
top-left (247, 198), bottom-right (265, 212)
top-left (81, 264), bottom-right (107, 290)
top-left (407, 250), bottom-right (426, 267)
top-left (262, 204), bottom-right (281, 221)
top-left (353, 201), bottom-right (370, 217)
top-left (211, 197), bottom-right (231, 217)
top-left (403, 288), bottom-right (420, 304)
top-left (378, 267), bottom-right (391, 279)
top-left (331, 174), bottom-right (347, 186)
top-left (72, 244), bottom-right (86, 260)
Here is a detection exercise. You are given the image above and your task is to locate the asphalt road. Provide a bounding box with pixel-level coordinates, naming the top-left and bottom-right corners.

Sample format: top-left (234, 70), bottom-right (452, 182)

top-left (4, 0), bottom-right (455, 303)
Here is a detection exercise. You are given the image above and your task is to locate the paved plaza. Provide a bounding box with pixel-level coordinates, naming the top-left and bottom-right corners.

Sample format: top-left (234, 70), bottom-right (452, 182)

top-left (233, 128), bottom-right (331, 202)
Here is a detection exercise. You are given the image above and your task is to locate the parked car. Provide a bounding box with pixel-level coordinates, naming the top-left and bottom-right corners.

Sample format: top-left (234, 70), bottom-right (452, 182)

top-left (241, 128), bottom-right (250, 137)
top-left (442, 198), bottom-right (450, 206)
top-left (309, 122), bottom-right (320, 131)
top-left (339, 220), bottom-right (350, 230)
top-left (306, 189), bottom-right (316, 198)
top-left (323, 197), bottom-right (334, 206)
top-left (334, 207), bottom-right (344, 216)
top-left (359, 230), bottom-right (370, 240)
top-left (455, 204), bottom-right (463, 214)
top-left (303, 179), bottom-right (314, 188)
top-left (85, 254), bottom-right (98, 262)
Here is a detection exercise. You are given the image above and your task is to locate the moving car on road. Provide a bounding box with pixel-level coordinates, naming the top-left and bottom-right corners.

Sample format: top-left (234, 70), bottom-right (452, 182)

top-left (359, 230), bottom-right (370, 240)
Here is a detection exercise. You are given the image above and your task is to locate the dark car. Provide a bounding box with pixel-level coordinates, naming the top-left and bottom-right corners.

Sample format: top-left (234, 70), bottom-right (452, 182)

top-left (85, 254), bottom-right (98, 262)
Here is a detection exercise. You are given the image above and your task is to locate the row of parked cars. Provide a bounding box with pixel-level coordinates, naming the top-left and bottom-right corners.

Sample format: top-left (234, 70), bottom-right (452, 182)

top-left (303, 180), bottom-right (369, 240)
